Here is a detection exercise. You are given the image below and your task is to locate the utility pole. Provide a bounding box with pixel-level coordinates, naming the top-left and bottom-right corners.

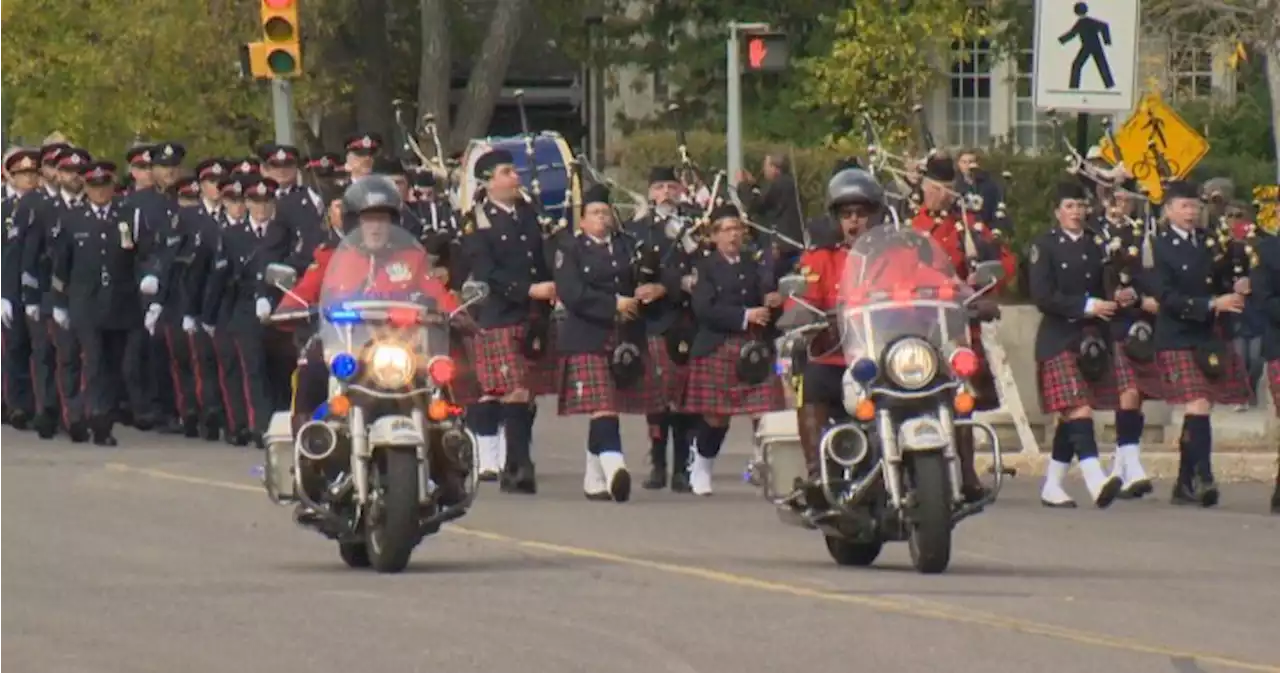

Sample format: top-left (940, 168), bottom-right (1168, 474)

top-left (725, 22), bottom-right (779, 187)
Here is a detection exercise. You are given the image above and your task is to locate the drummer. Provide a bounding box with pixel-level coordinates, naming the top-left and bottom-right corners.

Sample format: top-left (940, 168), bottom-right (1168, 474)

top-left (683, 203), bottom-right (786, 496)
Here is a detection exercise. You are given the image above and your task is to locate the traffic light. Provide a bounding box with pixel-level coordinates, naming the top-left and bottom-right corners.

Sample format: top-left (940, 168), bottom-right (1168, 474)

top-left (255, 0), bottom-right (301, 78)
top-left (743, 33), bottom-right (789, 73)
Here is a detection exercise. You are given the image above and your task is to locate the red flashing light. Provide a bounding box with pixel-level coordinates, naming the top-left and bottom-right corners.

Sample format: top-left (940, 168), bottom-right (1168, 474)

top-left (950, 348), bottom-right (979, 378)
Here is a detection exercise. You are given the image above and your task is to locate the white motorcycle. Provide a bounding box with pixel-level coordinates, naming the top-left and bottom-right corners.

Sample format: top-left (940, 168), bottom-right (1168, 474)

top-left (259, 224), bottom-right (488, 573)
top-left (752, 228), bottom-right (1006, 574)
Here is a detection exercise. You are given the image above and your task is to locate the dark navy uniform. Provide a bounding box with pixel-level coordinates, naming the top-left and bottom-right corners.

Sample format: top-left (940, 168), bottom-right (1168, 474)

top-left (2, 150), bottom-right (43, 427)
top-left (1248, 234), bottom-right (1280, 512)
top-left (460, 148), bottom-right (555, 494)
top-left (624, 166), bottom-right (700, 491)
top-left (50, 162), bottom-right (150, 444)
top-left (21, 148), bottom-right (93, 440)
top-left (198, 178), bottom-right (253, 445)
top-left (1151, 180), bottom-right (1250, 506)
top-left (1027, 182), bottom-right (1127, 509)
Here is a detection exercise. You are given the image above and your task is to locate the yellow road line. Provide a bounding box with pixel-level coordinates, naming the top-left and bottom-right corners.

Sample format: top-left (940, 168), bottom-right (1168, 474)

top-left (102, 462), bottom-right (1280, 673)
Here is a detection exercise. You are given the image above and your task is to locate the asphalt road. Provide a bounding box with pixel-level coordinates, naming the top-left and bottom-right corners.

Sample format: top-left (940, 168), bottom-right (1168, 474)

top-left (3, 413), bottom-right (1279, 673)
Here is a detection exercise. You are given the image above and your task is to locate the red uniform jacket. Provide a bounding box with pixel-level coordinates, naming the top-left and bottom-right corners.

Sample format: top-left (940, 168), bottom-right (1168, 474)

top-left (277, 245), bottom-right (457, 313)
top-left (909, 207), bottom-right (1016, 292)
top-left (789, 246), bottom-right (850, 366)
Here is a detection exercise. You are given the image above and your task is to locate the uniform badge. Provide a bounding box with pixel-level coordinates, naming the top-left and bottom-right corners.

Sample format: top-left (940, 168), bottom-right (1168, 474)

top-left (1028, 244), bottom-right (1039, 264)
top-left (1207, 353), bottom-right (1219, 367)
top-left (1093, 236), bottom-right (1103, 246)
top-left (555, 250), bottom-right (564, 269)
top-left (385, 262), bottom-right (411, 283)
top-left (119, 221), bottom-right (134, 249)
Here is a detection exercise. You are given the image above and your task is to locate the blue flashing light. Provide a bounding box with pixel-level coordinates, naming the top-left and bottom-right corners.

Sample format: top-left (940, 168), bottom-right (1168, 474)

top-left (330, 352), bottom-right (358, 380)
top-left (851, 357), bottom-right (878, 384)
top-left (311, 402), bottom-right (329, 421)
top-left (325, 307), bottom-right (362, 324)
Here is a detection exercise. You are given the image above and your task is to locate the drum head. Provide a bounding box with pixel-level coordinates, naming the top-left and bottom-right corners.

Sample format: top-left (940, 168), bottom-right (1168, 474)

top-left (461, 133), bottom-right (580, 228)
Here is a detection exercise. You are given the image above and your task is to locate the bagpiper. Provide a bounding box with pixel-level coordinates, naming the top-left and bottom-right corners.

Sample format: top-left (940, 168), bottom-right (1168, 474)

top-left (1248, 229), bottom-right (1280, 513)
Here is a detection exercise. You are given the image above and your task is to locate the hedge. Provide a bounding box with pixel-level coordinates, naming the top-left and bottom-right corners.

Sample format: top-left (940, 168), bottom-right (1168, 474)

top-left (609, 130), bottom-right (1277, 261)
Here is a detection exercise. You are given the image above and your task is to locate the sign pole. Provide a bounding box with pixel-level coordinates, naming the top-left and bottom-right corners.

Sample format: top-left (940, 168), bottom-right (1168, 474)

top-left (1075, 113), bottom-right (1090, 158)
top-left (726, 23), bottom-right (742, 188)
top-left (271, 78), bottom-right (295, 146)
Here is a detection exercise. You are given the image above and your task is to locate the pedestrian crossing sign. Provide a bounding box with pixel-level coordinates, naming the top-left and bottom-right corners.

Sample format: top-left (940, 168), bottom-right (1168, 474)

top-left (1098, 93), bottom-right (1210, 203)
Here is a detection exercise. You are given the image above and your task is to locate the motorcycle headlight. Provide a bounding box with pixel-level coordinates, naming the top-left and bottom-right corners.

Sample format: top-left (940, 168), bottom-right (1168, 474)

top-left (884, 338), bottom-right (938, 390)
top-left (368, 344), bottom-right (415, 389)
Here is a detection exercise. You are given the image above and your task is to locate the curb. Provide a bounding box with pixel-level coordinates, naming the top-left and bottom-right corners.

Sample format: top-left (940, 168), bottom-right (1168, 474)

top-left (977, 452), bottom-right (1279, 482)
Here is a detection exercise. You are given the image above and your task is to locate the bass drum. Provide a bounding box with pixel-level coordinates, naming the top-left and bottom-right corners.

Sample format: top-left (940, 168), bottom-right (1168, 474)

top-left (460, 132), bottom-right (582, 229)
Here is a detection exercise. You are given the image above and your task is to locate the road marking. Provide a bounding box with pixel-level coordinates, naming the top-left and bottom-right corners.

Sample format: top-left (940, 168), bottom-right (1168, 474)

top-left (102, 462), bottom-right (1280, 673)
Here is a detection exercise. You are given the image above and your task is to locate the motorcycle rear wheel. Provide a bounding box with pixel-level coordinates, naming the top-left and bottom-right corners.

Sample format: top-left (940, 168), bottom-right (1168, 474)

top-left (365, 447), bottom-right (422, 573)
top-left (906, 453), bottom-right (953, 574)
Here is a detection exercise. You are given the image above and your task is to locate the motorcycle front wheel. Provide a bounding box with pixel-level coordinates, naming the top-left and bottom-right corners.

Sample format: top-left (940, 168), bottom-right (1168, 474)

top-left (365, 447), bottom-right (422, 573)
top-left (906, 452), bottom-right (953, 574)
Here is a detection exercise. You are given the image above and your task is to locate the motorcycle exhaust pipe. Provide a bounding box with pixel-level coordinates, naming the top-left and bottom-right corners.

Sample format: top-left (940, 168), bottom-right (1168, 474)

top-left (296, 421), bottom-right (340, 462)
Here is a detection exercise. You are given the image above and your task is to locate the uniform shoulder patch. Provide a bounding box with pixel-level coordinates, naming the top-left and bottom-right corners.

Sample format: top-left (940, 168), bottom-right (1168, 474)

top-left (1028, 243), bottom-right (1040, 264)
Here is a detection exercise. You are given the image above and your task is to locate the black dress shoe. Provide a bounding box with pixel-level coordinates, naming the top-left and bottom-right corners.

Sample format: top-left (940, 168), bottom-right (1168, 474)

top-left (34, 414), bottom-right (57, 440)
top-left (1192, 474), bottom-right (1219, 508)
top-left (500, 464), bottom-right (537, 494)
top-left (8, 410), bottom-right (31, 431)
top-left (1093, 475), bottom-right (1123, 509)
top-left (93, 433), bottom-right (118, 447)
top-left (1270, 487), bottom-right (1279, 515)
top-left (202, 420), bottom-right (221, 441)
top-left (584, 491), bottom-right (613, 501)
top-left (68, 421), bottom-right (90, 443)
top-left (961, 483), bottom-right (989, 504)
top-left (252, 432), bottom-right (266, 450)
top-left (1170, 482), bottom-right (1200, 505)
top-left (2, 403), bottom-right (10, 424)
top-left (133, 415), bottom-right (156, 432)
top-left (182, 414), bottom-right (201, 438)
top-left (670, 471), bottom-right (692, 493)
top-left (232, 429), bottom-right (252, 447)
top-left (1118, 479), bottom-right (1153, 499)
top-left (642, 466), bottom-right (668, 490)
top-left (159, 418), bottom-right (186, 435)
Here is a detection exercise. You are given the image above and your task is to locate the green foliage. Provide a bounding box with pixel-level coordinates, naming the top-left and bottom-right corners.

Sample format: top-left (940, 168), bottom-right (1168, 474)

top-left (611, 130), bottom-right (1276, 297)
top-left (795, 0), bottom-right (1000, 149)
top-left (1176, 65), bottom-right (1276, 164)
top-left (2, 0), bottom-right (271, 159)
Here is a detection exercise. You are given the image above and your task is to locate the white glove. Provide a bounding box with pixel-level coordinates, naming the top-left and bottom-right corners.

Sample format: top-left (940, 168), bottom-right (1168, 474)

top-left (182, 316), bottom-right (198, 334)
top-left (255, 297), bottom-right (272, 321)
top-left (139, 275), bottom-right (159, 295)
top-left (1, 299), bottom-right (12, 328)
top-left (25, 305), bottom-right (39, 321)
top-left (202, 323), bottom-right (216, 337)
top-left (52, 307), bottom-right (70, 329)
top-left (144, 303), bottom-right (162, 335)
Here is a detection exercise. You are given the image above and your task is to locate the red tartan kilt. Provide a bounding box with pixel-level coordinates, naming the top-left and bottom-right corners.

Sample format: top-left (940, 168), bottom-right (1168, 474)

top-left (1112, 348), bottom-right (1165, 400)
top-left (682, 335), bottom-right (785, 416)
top-left (557, 340), bottom-right (662, 416)
top-left (1268, 360), bottom-right (1280, 418)
top-left (473, 324), bottom-right (559, 398)
top-left (1036, 350), bottom-right (1120, 414)
top-left (1156, 349), bottom-right (1250, 406)
top-left (448, 335), bottom-right (482, 405)
top-left (647, 335), bottom-right (689, 409)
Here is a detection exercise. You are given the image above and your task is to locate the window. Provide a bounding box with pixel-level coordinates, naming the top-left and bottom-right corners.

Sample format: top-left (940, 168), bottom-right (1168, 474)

top-left (1011, 48), bottom-right (1054, 151)
top-left (948, 38), bottom-right (993, 148)
top-left (1168, 45), bottom-right (1213, 101)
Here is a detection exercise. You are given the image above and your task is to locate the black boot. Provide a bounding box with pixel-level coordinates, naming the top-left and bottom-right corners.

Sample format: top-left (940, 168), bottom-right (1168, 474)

top-left (68, 420), bottom-right (90, 443)
top-left (8, 409), bottom-right (31, 431)
top-left (182, 414), bottom-right (201, 438)
top-left (34, 411), bottom-right (58, 440)
top-left (643, 413), bottom-right (670, 490)
top-left (643, 466), bottom-right (668, 490)
top-left (796, 403), bottom-right (829, 511)
top-left (92, 416), bottom-right (118, 447)
top-left (500, 463), bottom-right (537, 494)
top-left (955, 427), bottom-right (988, 503)
top-left (1270, 483), bottom-right (1279, 515)
top-left (202, 415), bottom-right (222, 441)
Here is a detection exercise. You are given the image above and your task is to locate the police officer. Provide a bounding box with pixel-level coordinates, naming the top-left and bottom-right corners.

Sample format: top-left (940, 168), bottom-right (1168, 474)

top-left (172, 176), bottom-right (201, 208)
top-left (1027, 182), bottom-right (1127, 508)
top-left (683, 203), bottom-right (787, 496)
top-left (305, 153), bottom-right (346, 195)
top-left (626, 166), bottom-right (699, 492)
top-left (2, 149), bottom-right (43, 429)
top-left (1151, 180), bottom-right (1252, 507)
top-left (22, 146), bottom-right (93, 441)
top-left (1249, 230), bottom-right (1280, 514)
top-left (554, 184), bottom-right (654, 502)
top-left (198, 176), bottom-right (254, 446)
top-left (461, 148), bottom-right (556, 494)
top-left (124, 144), bottom-right (154, 195)
top-left (50, 161), bottom-right (151, 445)
top-left (372, 157), bottom-right (426, 238)
top-left (344, 133), bottom-right (383, 180)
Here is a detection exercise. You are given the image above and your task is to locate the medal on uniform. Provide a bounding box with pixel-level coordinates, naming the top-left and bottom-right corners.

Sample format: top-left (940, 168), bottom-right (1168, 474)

top-left (385, 261), bottom-right (411, 283)
top-left (118, 220), bottom-right (134, 249)
top-left (1207, 353), bottom-right (1219, 367)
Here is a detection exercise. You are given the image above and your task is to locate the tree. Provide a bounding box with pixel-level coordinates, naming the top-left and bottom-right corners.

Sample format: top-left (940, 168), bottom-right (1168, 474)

top-left (445, 0), bottom-right (533, 150)
top-left (796, 0), bottom-right (996, 152)
top-left (2, 0), bottom-right (270, 159)
top-left (1143, 0), bottom-right (1280, 180)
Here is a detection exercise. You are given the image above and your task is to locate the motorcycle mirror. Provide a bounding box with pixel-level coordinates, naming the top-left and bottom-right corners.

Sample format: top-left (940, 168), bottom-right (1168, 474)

top-left (460, 280), bottom-right (490, 305)
top-left (778, 274), bottom-right (808, 298)
top-left (265, 263), bottom-right (298, 291)
top-left (971, 260), bottom-right (1005, 289)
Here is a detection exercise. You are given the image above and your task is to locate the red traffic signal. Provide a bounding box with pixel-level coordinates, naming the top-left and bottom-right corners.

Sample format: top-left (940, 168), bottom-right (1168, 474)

top-left (743, 33), bottom-right (789, 73)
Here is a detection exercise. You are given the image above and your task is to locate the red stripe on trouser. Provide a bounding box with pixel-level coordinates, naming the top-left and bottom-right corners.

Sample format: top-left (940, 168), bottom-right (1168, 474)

top-left (232, 341), bottom-right (256, 430)
top-left (212, 340), bottom-right (237, 429)
top-left (186, 332), bottom-right (205, 408)
top-left (80, 347), bottom-right (87, 416)
top-left (161, 325), bottom-right (188, 414)
top-left (46, 321), bottom-right (70, 428)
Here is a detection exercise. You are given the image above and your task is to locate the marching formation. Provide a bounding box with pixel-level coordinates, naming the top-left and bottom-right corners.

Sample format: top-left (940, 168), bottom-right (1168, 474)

top-left (2, 116), bottom-right (1278, 544)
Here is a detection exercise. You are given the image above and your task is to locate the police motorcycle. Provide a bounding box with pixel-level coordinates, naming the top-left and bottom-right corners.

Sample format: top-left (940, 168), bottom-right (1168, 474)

top-left (757, 227), bottom-right (1006, 574)
top-left (258, 223), bottom-right (489, 573)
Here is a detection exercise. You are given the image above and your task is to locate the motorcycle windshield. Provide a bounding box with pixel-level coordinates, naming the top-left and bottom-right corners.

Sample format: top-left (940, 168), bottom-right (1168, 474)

top-left (317, 222), bottom-right (451, 390)
top-left (837, 226), bottom-right (972, 364)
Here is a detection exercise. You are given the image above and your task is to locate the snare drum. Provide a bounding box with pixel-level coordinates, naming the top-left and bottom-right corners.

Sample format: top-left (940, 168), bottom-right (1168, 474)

top-left (460, 132), bottom-right (582, 228)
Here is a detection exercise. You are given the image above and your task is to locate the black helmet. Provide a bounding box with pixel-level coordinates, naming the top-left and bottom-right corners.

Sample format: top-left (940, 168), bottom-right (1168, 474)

top-left (342, 174), bottom-right (404, 219)
top-left (826, 168), bottom-right (885, 213)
